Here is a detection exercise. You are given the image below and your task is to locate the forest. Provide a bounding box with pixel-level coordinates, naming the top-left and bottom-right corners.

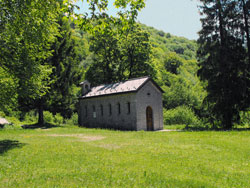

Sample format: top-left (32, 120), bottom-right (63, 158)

top-left (0, 0), bottom-right (250, 130)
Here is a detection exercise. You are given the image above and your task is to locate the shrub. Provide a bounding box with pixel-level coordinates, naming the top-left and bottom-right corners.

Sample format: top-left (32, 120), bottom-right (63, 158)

top-left (157, 30), bottom-right (165, 37)
top-left (54, 113), bottom-right (63, 125)
top-left (4, 116), bottom-right (21, 127)
top-left (164, 106), bottom-right (202, 128)
top-left (239, 111), bottom-right (250, 127)
top-left (65, 113), bottom-right (78, 125)
top-left (24, 110), bottom-right (37, 123)
top-left (44, 111), bottom-right (54, 124)
top-left (0, 111), bottom-right (5, 117)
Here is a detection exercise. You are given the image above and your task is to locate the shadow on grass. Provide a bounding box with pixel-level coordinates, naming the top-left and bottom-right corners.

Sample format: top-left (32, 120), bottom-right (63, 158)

top-left (0, 140), bottom-right (26, 155)
top-left (22, 123), bottom-right (59, 129)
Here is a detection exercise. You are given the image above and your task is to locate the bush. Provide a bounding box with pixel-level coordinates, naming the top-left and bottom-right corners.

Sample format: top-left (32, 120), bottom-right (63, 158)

top-left (164, 106), bottom-right (202, 128)
top-left (44, 111), bottom-right (54, 124)
top-left (0, 111), bottom-right (5, 117)
top-left (54, 113), bottom-right (63, 125)
top-left (239, 111), bottom-right (250, 127)
top-left (4, 116), bottom-right (22, 128)
top-left (43, 111), bottom-right (64, 125)
top-left (65, 113), bottom-right (78, 125)
top-left (24, 110), bottom-right (37, 123)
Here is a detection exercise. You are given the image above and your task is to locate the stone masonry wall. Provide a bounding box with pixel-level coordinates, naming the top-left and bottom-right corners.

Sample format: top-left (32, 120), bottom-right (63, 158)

top-left (136, 81), bottom-right (164, 131)
top-left (79, 93), bottom-right (137, 130)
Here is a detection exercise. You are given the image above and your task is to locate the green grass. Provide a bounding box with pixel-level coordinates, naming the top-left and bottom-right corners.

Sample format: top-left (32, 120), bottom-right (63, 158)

top-left (0, 126), bottom-right (250, 187)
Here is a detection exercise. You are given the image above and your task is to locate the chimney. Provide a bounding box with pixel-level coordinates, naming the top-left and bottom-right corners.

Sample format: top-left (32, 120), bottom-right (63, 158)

top-left (80, 80), bottom-right (91, 96)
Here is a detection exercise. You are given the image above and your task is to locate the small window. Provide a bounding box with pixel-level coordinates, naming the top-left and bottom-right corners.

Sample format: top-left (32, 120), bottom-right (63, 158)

top-left (127, 102), bottom-right (131, 114)
top-left (93, 105), bottom-right (96, 118)
top-left (85, 85), bottom-right (89, 90)
top-left (100, 105), bottom-right (103, 116)
top-left (147, 92), bottom-right (151, 96)
top-left (117, 103), bottom-right (121, 115)
top-left (85, 106), bottom-right (88, 117)
top-left (109, 104), bottom-right (112, 116)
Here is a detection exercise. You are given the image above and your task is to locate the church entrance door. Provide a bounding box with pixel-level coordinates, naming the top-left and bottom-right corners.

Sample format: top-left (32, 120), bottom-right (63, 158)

top-left (146, 106), bottom-right (153, 131)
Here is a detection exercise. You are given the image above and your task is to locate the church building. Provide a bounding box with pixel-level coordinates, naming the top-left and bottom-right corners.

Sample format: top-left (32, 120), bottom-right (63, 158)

top-left (78, 76), bottom-right (164, 131)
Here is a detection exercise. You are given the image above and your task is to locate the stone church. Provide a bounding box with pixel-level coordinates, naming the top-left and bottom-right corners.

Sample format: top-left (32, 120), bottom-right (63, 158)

top-left (78, 76), bottom-right (164, 131)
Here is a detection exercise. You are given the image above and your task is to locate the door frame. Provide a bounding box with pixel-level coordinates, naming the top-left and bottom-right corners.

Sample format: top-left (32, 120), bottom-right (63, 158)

top-left (146, 106), bottom-right (153, 131)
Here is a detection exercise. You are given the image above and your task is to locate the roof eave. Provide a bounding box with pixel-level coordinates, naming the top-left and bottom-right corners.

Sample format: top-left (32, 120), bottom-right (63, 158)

top-left (78, 90), bottom-right (137, 100)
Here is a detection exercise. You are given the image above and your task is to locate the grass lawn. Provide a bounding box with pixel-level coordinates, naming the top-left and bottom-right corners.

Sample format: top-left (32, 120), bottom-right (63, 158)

top-left (0, 126), bottom-right (250, 187)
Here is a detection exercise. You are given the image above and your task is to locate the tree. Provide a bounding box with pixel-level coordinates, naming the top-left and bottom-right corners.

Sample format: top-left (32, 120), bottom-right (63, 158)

top-left (0, 67), bottom-right (18, 115)
top-left (163, 52), bottom-right (183, 74)
top-left (85, 18), bottom-right (122, 86)
top-left (122, 26), bottom-right (154, 79)
top-left (85, 20), bottom-right (154, 86)
top-left (18, 15), bottom-right (85, 125)
top-left (0, 0), bottom-right (60, 115)
top-left (78, 0), bottom-right (151, 85)
top-left (197, 0), bottom-right (250, 129)
top-left (0, 0), bottom-right (60, 118)
top-left (44, 16), bottom-right (84, 120)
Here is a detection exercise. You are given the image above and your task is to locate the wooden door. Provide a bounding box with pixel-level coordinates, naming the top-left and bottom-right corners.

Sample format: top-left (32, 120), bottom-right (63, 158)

top-left (146, 106), bottom-right (153, 131)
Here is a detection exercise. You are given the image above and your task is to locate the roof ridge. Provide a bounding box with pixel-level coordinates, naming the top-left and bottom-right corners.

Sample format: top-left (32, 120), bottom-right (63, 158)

top-left (125, 76), bottom-right (150, 82)
top-left (90, 76), bottom-right (150, 89)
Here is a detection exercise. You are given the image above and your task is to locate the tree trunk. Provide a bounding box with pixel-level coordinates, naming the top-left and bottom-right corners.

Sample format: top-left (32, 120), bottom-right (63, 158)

top-left (217, 0), bottom-right (226, 46)
top-left (241, 0), bottom-right (250, 63)
top-left (223, 111), bottom-right (233, 130)
top-left (38, 102), bottom-right (44, 125)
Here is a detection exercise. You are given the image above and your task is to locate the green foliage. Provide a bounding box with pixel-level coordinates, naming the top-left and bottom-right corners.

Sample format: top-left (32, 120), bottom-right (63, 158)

top-left (239, 111), bottom-right (250, 127)
top-left (0, 111), bottom-right (5, 118)
top-left (155, 56), bottom-right (206, 113)
top-left (24, 111), bottom-right (37, 123)
top-left (0, 0), bottom-right (60, 102)
top-left (43, 111), bottom-right (64, 125)
top-left (0, 67), bottom-right (18, 115)
top-left (197, 0), bottom-right (250, 129)
top-left (44, 16), bottom-right (85, 118)
top-left (54, 113), bottom-right (64, 125)
top-left (65, 113), bottom-right (79, 125)
top-left (163, 52), bottom-right (183, 74)
top-left (164, 106), bottom-right (202, 127)
top-left (44, 111), bottom-right (54, 124)
top-left (0, 0), bottom-right (207, 127)
top-left (140, 24), bottom-right (197, 60)
top-left (85, 21), bottom-right (155, 86)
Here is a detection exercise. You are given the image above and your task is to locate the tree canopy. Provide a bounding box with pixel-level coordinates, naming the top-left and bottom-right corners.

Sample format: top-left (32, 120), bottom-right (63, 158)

top-left (197, 0), bottom-right (250, 128)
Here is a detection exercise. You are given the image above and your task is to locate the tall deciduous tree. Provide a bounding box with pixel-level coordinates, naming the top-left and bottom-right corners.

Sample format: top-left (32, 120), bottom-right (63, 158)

top-left (0, 0), bottom-right (60, 100)
top-left (78, 0), bottom-right (151, 86)
top-left (122, 26), bottom-right (154, 79)
top-left (197, 0), bottom-right (250, 129)
top-left (85, 21), bottom-right (154, 86)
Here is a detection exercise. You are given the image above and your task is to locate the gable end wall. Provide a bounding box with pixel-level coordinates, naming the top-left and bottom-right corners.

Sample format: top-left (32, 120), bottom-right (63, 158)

top-left (136, 81), bottom-right (163, 131)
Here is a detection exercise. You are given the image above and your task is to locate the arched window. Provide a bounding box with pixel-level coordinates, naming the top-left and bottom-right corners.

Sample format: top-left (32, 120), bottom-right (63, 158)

top-left (100, 105), bottom-right (103, 116)
top-left (127, 102), bottom-right (131, 114)
top-left (117, 103), bottom-right (121, 115)
top-left (109, 104), bottom-right (112, 116)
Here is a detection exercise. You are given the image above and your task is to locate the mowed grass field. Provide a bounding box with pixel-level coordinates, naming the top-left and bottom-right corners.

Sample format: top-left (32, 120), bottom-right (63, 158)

top-left (0, 126), bottom-right (250, 188)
